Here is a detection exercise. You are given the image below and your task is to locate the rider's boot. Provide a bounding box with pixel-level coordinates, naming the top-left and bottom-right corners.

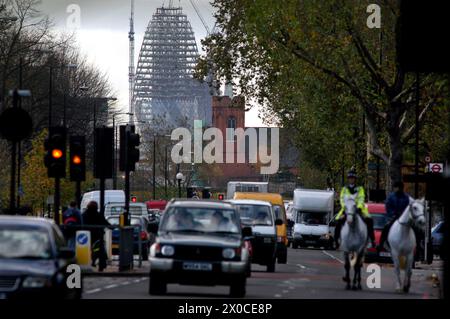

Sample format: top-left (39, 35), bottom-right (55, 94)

top-left (334, 218), bottom-right (344, 249)
top-left (365, 218), bottom-right (376, 248)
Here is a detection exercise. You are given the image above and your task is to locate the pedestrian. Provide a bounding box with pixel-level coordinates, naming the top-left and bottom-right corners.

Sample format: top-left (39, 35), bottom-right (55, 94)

top-left (82, 201), bottom-right (110, 271)
top-left (62, 201), bottom-right (83, 250)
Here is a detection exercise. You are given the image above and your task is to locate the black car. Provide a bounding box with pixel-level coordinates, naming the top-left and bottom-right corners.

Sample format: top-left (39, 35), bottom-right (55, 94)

top-left (0, 216), bottom-right (81, 300)
top-left (148, 199), bottom-right (251, 297)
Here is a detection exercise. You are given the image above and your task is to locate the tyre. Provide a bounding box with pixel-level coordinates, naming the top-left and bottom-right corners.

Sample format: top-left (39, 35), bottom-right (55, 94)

top-left (149, 275), bottom-right (167, 295)
top-left (230, 277), bottom-right (246, 298)
top-left (267, 258), bottom-right (276, 272)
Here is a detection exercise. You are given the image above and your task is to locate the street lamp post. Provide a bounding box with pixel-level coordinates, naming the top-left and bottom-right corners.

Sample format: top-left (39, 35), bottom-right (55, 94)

top-left (176, 172), bottom-right (184, 198)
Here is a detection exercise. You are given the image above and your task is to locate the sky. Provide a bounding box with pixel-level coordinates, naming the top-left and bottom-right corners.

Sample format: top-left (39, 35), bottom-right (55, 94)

top-left (37, 0), bottom-right (265, 127)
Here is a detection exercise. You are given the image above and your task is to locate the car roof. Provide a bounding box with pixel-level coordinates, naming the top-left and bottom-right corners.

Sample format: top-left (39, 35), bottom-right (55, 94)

top-left (0, 216), bottom-right (55, 229)
top-left (227, 199), bottom-right (272, 207)
top-left (105, 202), bottom-right (146, 207)
top-left (233, 192), bottom-right (284, 204)
top-left (168, 199), bottom-right (235, 209)
top-left (367, 203), bottom-right (386, 214)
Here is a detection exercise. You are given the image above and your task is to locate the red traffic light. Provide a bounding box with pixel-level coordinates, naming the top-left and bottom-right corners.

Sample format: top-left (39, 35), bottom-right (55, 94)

top-left (51, 149), bottom-right (63, 159)
top-left (131, 196), bottom-right (137, 203)
top-left (72, 155), bottom-right (82, 165)
top-left (218, 194), bottom-right (225, 200)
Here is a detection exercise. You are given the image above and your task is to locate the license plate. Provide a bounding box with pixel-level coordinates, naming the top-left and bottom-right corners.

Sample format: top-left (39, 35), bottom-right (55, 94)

top-left (182, 262), bottom-right (213, 271)
top-left (380, 251), bottom-right (391, 257)
top-left (305, 240), bottom-right (316, 244)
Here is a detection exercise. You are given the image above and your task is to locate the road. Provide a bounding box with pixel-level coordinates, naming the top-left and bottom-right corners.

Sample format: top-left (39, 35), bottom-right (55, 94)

top-left (83, 247), bottom-right (441, 299)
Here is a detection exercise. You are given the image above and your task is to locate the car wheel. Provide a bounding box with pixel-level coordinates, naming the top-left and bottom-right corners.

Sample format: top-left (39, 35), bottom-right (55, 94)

top-left (267, 259), bottom-right (276, 272)
top-left (230, 277), bottom-right (246, 298)
top-left (149, 275), bottom-right (167, 295)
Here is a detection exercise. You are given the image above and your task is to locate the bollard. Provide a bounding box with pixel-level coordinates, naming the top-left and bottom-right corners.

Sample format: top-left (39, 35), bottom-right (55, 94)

top-left (75, 230), bottom-right (91, 266)
top-left (119, 226), bottom-right (134, 271)
top-left (104, 228), bottom-right (113, 262)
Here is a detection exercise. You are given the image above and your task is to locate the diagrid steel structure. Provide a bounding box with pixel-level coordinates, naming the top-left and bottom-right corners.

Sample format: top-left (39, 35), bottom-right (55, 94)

top-left (133, 3), bottom-right (211, 129)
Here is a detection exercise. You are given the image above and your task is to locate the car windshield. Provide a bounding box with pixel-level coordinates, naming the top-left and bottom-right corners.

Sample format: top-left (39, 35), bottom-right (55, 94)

top-left (296, 211), bottom-right (327, 225)
top-left (0, 228), bottom-right (52, 259)
top-left (372, 214), bottom-right (388, 230)
top-left (160, 207), bottom-right (240, 234)
top-left (109, 206), bottom-right (144, 215)
top-left (235, 204), bottom-right (273, 226)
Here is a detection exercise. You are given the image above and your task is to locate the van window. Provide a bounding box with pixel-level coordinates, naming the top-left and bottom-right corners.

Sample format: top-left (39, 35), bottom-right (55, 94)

top-left (235, 205), bottom-right (273, 226)
top-left (296, 211), bottom-right (327, 225)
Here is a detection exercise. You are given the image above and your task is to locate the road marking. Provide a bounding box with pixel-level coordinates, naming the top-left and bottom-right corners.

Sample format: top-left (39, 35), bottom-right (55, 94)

top-left (322, 250), bottom-right (344, 264)
top-left (274, 294), bottom-right (282, 298)
top-left (282, 290), bottom-right (289, 293)
top-left (121, 281), bottom-right (130, 286)
top-left (296, 264), bottom-right (307, 269)
top-left (85, 288), bottom-right (102, 294)
top-left (104, 284), bottom-right (118, 289)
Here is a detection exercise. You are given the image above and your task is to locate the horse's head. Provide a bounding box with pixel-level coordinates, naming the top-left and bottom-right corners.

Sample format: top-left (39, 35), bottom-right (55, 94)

top-left (344, 194), bottom-right (357, 225)
top-left (409, 198), bottom-right (426, 228)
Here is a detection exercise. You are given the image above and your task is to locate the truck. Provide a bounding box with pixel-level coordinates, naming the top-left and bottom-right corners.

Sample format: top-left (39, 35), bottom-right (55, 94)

top-left (291, 189), bottom-right (335, 249)
top-left (226, 181), bottom-right (268, 199)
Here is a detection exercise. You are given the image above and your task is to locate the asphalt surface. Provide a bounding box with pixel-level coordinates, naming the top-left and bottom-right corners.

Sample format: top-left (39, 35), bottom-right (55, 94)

top-left (83, 247), bottom-right (441, 299)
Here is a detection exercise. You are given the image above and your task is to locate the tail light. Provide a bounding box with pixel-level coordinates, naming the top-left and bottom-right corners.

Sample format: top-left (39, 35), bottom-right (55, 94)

top-left (140, 231), bottom-right (148, 241)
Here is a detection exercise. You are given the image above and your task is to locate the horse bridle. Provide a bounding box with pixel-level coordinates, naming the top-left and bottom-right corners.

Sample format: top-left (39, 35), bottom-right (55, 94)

top-left (398, 201), bottom-right (424, 227)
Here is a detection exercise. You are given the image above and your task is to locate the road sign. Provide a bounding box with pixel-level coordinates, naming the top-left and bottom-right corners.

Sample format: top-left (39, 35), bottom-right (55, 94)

top-left (429, 163), bottom-right (444, 174)
top-left (0, 107), bottom-right (33, 142)
top-left (425, 156), bottom-right (432, 163)
top-left (75, 231), bottom-right (91, 266)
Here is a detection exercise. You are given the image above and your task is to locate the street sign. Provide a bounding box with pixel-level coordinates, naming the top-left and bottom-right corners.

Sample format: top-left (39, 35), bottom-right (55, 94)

top-left (429, 163), bottom-right (444, 174)
top-left (0, 107), bottom-right (33, 142)
top-left (424, 156), bottom-right (432, 163)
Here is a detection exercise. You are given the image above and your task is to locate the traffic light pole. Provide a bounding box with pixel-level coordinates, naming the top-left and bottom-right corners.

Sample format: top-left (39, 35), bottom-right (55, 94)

top-left (76, 181), bottom-right (81, 209)
top-left (54, 177), bottom-right (60, 225)
top-left (124, 126), bottom-right (130, 226)
top-left (100, 178), bottom-right (105, 216)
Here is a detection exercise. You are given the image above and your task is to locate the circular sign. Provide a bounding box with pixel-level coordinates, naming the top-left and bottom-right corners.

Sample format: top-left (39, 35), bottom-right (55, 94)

top-left (77, 233), bottom-right (88, 245)
top-left (0, 108), bottom-right (33, 142)
top-left (425, 156), bottom-right (431, 163)
top-left (431, 164), bottom-right (442, 173)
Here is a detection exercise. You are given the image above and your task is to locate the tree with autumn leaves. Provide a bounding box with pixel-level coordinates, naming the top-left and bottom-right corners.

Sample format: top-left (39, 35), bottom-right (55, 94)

top-left (196, 0), bottom-right (450, 189)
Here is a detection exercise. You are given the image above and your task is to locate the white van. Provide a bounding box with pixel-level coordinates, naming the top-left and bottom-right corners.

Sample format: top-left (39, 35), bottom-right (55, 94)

top-left (104, 202), bottom-right (149, 220)
top-left (292, 189), bottom-right (335, 249)
top-left (226, 181), bottom-right (268, 199)
top-left (80, 190), bottom-right (125, 212)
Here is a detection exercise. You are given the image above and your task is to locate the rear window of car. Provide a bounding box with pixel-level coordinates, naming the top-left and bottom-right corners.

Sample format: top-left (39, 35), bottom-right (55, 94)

top-left (372, 214), bottom-right (388, 230)
top-left (235, 204), bottom-right (273, 226)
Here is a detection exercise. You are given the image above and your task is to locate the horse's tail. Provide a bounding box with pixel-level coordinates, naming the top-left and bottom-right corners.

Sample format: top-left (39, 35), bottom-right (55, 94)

top-left (399, 256), bottom-right (406, 270)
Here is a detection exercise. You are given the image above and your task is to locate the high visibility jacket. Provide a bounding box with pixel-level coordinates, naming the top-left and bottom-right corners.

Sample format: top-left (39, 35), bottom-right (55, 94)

top-left (335, 186), bottom-right (370, 220)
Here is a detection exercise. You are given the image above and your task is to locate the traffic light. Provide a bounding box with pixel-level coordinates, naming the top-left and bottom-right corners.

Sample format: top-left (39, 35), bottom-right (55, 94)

top-left (69, 136), bottom-right (86, 182)
top-left (44, 127), bottom-right (67, 178)
top-left (119, 125), bottom-right (140, 172)
top-left (131, 196), bottom-right (137, 203)
top-left (94, 128), bottom-right (114, 179)
top-left (218, 193), bottom-right (225, 200)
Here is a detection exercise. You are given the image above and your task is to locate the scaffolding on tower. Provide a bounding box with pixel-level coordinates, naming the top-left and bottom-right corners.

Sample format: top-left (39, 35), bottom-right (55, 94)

top-left (133, 2), bottom-right (212, 130)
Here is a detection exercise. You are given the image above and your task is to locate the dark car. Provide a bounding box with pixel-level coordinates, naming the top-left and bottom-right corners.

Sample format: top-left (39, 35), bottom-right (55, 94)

top-left (108, 216), bottom-right (151, 260)
top-left (432, 221), bottom-right (445, 259)
top-left (148, 199), bottom-right (251, 297)
top-left (0, 216), bottom-right (81, 300)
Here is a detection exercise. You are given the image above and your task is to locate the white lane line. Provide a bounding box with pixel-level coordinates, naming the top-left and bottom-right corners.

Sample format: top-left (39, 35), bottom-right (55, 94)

top-left (120, 281), bottom-right (130, 286)
top-left (274, 294), bottom-right (282, 298)
top-left (296, 264), bottom-right (306, 269)
top-left (282, 290), bottom-right (289, 294)
top-left (85, 288), bottom-right (102, 294)
top-left (322, 250), bottom-right (344, 264)
top-left (104, 284), bottom-right (119, 289)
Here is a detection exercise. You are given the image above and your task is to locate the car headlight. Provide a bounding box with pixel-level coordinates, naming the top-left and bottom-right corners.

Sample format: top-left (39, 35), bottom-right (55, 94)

top-left (161, 245), bottom-right (175, 257)
top-left (222, 248), bottom-right (236, 260)
top-left (321, 234), bottom-right (330, 240)
top-left (22, 276), bottom-right (51, 288)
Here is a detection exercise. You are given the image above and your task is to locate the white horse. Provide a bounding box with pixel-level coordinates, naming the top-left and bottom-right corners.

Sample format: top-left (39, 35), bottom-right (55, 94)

top-left (387, 198), bottom-right (426, 293)
top-left (340, 194), bottom-right (368, 290)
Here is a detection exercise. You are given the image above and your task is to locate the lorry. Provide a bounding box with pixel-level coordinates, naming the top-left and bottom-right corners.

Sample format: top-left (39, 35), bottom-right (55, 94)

top-left (291, 189), bottom-right (335, 249)
top-left (226, 181), bottom-right (268, 199)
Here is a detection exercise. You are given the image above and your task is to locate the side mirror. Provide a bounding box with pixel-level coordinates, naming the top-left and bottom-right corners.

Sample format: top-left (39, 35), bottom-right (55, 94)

top-left (275, 219), bottom-right (283, 226)
top-left (148, 222), bottom-right (159, 234)
top-left (58, 247), bottom-right (75, 259)
top-left (242, 226), bottom-right (253, 238)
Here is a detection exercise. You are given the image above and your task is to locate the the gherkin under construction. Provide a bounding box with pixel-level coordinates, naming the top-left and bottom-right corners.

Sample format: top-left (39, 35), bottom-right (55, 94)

top-left (133, 4), bottom-right (211, 129)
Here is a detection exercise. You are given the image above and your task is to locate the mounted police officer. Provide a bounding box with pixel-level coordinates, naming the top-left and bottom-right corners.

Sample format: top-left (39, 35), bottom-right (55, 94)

top-left (334, 169), bottom-right (376, 249)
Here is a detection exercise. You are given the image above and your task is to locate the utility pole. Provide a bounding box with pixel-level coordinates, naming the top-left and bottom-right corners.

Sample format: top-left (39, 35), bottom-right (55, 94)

top-left (414, 73), bottom-right (420, 198)
top-left (128, 0), bottom-right (135, 124)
